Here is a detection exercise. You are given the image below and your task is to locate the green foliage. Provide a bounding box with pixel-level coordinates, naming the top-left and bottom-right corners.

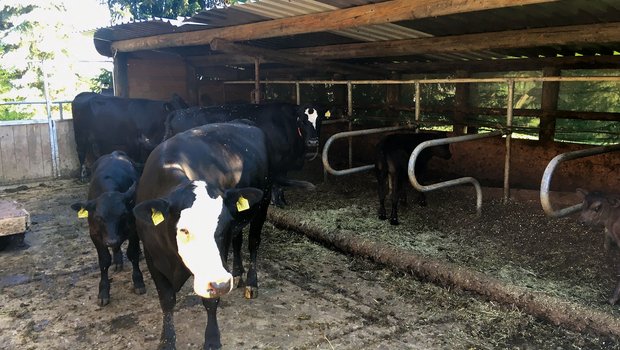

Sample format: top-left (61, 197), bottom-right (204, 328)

top-left (106, 0), bottom-right (246, 22)
top-left (89, 69), bottom-right (112, 93)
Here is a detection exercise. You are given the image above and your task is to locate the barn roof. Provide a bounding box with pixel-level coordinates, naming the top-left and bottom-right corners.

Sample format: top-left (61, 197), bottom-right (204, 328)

top-left (93, 0), bottom-right (620, 77)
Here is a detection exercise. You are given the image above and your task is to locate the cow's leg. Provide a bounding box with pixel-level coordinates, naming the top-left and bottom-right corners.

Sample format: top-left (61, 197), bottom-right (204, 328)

top-left (94, 244), bottom-right (112, 306)
top-left (270, 185), bottom-right (286, 208)
top-left (112, 245), bottom-right (123, 271)
top-left (231, 226), bottom-right (245, 288)
top-left (389, 171), bottom-right (400, 226)
top-left (145, 253), bottom-right (177, 350)
top-left (202, 297), bottom-right (221, 350)
top-left (375, 166), bottom-right (388, 220)
top-left (245, 199), bottom-right (269, 299)
top-left (126, 235), bottom-right (146, 295)
top-left (610, 258), bottom-right (620, 305)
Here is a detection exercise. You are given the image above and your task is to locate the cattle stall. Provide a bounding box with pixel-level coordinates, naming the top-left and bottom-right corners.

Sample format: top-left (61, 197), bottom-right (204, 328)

top-left (4, 0), bottom-right (620, 348)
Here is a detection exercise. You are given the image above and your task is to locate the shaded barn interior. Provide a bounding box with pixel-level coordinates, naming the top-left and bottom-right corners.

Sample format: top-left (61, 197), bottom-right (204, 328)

top-left (93, 0), bottom-right (620, 195)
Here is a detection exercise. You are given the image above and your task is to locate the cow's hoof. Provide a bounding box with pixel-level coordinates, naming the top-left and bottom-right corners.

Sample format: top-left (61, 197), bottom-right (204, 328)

top-left (389, 218), bottom-right (399, 226)
top-left (98, 297), bottom-right (110, 306)
top-left (157, 341), bottom-right (176, 350)
top-left (609, 297), bottom-right (619, 306)
top-left (203, 342), bottom-right (222, 350)
top-left (378, 214), bottom-right (387, 220)
top-left (244, 286), bottom-right (258, 299)
top-left (233, 276), bottom-right (244, 288)
top-left (113, 263), bottom-right (123, 272)
top-left (134, 286), bottom-right (146, 295)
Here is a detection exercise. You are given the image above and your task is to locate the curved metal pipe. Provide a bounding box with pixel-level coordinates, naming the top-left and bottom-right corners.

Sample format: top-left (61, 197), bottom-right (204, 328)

top-left (322, 126), bottom-right (417, 176)
top-left (407, 131), bottom-right (504, 216)
top-left (540, 143), bottom-right (620, 218)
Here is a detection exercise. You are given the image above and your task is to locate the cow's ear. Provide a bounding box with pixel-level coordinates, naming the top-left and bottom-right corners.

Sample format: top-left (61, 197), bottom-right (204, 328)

top-left (123, 182), bottom-right (137, 204)
top-left (576, 188), bottom-right (588, 200)
top-left (133, 199), bottom-right (170, 227)
top-left (609, 198), bottom-right (620, 208)
top-left (223, 188), bottom-right (264, 216)
top-left (71, 200), bottom-right (95, 218)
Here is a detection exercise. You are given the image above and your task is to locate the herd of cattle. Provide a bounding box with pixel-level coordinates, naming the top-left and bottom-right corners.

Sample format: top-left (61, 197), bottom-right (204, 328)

top-left (67, 92), bottom-right (620, 348)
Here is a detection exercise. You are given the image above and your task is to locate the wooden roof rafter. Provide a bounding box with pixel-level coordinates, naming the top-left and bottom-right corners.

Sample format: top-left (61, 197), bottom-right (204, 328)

top-left (108, 0), bottom-right (558, 54)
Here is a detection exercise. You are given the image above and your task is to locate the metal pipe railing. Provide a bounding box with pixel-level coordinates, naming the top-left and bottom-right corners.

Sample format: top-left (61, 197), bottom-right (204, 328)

top-left (322, 125), bottom-right (417, 176)
top-left (407, 130), bottom-right (505, 216)
top-left (540, 144), bottom-right (620, 218)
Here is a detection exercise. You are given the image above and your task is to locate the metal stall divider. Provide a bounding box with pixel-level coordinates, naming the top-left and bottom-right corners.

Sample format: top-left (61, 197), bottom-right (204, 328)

top-left (540, 144), bottom-right (620, 218)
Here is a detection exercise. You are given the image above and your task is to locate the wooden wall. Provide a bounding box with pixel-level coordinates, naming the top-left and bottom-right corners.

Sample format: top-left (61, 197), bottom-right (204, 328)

top-left (126, 57), bottom-right (192, 103)
top-left (0, 120), bottom-right (79, 185)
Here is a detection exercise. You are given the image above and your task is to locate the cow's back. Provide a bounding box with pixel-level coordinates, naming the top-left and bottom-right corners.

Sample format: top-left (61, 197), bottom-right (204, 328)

top-left (138, 123), bottom-right (270, 203)
top-left (89, 151), bottom-right (138, 200)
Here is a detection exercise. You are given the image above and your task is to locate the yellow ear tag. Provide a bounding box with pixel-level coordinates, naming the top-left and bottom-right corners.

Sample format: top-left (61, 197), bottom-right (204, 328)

top-left (151, 208), bottom-right (164, 226)
top-left (325, 110), bottom-right (331, 119)
top-left (77, 208), bottom-right (88, 219)
top-left (236, 196), bottom-right (250, 212)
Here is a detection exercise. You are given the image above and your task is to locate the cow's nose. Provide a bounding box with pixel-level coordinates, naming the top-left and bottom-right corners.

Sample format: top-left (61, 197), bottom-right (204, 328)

top-left (207, 279), bottom-right (233, 297)
top-left (105, 238), bottom-right (121, 247)
top-left (306, 138), bottom-right (319, 148)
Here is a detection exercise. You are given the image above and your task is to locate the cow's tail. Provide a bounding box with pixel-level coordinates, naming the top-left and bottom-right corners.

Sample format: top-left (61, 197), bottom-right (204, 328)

top-left (274, 177), bottom-right (316, 191)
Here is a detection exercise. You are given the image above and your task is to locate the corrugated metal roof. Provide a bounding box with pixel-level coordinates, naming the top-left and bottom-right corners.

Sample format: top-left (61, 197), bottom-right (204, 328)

top-left (93, 0), bottom-right (620, 69)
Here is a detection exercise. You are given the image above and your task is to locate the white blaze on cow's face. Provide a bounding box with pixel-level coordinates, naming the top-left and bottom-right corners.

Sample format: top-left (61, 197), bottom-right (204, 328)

top-left (175, 181), bottom-right (233, 298)
top-left (305, 108), bottom-right (318, 129)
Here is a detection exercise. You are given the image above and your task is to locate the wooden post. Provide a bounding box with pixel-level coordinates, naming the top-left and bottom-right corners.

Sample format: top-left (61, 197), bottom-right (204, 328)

top-left (113, 52), bottom-right (129, 97)
top-left (254, 57), bottom-right (261, 104)
top-left (185, 61), bottom-right (198, 106)
top-left (454, 70), bottom-right (471, 135)
top-left (540, 67), bottom-right (560, 143)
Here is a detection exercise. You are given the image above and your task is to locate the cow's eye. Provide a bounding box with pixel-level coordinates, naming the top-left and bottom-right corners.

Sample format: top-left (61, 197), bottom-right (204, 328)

top-left (178, 228), bottom-right (190, 235)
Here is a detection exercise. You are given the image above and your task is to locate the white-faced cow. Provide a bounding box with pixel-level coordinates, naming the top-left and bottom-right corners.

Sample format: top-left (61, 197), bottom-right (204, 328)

top-left (133, 122), bottom-right (273, 349)
top-left (163, 102), bottom-right (325, 207)
top-left (375, 132), bottom-right (452, 225)
top-left (577, 189), bottom-right (620, 305)
top-left (71, 151), bottom-right (145, 306)
top-left (71, 92), bottom-right (188, 181)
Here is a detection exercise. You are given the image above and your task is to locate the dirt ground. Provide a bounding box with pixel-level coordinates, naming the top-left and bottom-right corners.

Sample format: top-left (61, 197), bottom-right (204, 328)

top-left (1, 173), bottom-right (620, 349)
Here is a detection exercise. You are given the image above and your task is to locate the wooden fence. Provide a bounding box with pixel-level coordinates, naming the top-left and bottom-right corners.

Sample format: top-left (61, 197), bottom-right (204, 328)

top-left (0, 120), bottom-right (79, 185)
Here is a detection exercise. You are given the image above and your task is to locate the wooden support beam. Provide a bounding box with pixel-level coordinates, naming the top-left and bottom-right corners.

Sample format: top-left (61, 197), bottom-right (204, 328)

top-left (110, 0), bottom-right (556, 53)
top-left (288, 22), bottom-right (620, 60)
top-left (540, 67), bottom-right (560, 143)
top-left (210, 38), bottom-right (383, 77)
top-left (113, 53), bottom-right (128, 97)
top-left (453, 70), bottom-right (471, 135)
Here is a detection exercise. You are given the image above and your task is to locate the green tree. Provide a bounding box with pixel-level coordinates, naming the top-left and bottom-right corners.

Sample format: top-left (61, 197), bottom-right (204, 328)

top-left (106, 0), bottom-right (245, 23)
top-left (1, 1), bottom-right (105, 120)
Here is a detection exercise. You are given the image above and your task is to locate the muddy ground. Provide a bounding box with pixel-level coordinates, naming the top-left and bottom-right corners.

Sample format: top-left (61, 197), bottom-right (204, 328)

top-left (1, 172), bottom-right (619, 349)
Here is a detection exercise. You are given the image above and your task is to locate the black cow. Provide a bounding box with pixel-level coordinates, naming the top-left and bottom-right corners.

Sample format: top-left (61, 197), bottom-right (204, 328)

top-left (133, 122), bottom-right (273, 349)
top-left (164, 102), bottom-right (323, 207)
top-left (70, 151), bottom-right (146, 306)
top-left (71, 92), bottom-right (188, 181)
top-left (375, 132), bottom-right (452, 225)
top-left (577, 189), bottom-right (620, 305)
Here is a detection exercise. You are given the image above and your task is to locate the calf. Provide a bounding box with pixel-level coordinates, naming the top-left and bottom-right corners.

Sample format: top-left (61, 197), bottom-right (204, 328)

top-left (375, 132), bottom-right (452, 225)
top-left (577, 188), bottom-right (620, 305)
top-left (71, 151), bottom-right (145, 306)
top-left (133, 122), bottom-right (272, 349)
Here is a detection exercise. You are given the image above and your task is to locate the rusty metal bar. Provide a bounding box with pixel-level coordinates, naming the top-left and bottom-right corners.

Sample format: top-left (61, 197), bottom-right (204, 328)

top-left (408, 130), bottom-right (504, 216)
top-left (322, 126), bottom-right (417, 176)
top-left (224, 76), bottom-right (620, 86)
top-left (415, 81), bottom-right (420, 122)
top-left (540, 144), bottom-right (620, 218)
